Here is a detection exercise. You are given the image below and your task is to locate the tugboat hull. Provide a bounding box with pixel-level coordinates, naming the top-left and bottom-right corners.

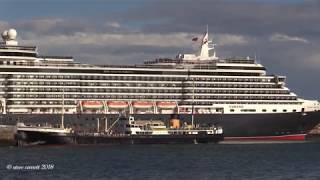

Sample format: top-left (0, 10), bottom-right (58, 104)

top-left (15, 131), bottom-right (74, 146)
top-left (15, 132), bottom-right (223, 146)
top-left (73, 134), bottom-right (224, 145)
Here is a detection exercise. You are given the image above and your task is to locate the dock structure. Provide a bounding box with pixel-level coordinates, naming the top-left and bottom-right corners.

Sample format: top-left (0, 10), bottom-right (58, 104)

top-left (0, 125), bottom-right (16, 146)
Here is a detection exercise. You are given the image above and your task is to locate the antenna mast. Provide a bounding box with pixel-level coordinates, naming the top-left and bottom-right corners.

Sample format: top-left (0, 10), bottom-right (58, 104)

top-left (61, 88), bottom-right (65, 129)
top-left (191, 78), bottom-right (195, 128)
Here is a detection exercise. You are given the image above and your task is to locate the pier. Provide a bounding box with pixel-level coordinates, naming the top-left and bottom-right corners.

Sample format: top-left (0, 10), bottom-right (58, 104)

top-left (0, 125), bottom-right (16, 146)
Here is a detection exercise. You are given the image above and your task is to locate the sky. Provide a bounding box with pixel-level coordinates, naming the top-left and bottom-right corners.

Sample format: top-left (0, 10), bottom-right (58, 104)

top-left (0, 0), bottom-right (319, 100)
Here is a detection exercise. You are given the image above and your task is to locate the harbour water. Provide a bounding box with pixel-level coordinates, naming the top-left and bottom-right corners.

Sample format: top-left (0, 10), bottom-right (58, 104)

top-left (1, 142), bottom-right (320, 180)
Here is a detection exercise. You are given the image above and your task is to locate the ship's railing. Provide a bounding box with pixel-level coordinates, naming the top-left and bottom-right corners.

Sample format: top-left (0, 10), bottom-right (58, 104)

top-left (72, 127), bottom-right (224, 136)
top-left (219, 59), bottom-right (255, 64)
top-left (144, 58), bottom-right (255, 65)
top-left (0, 45), bottom-right (36, 51)
top-left (0, 56), bottom-right (240, 70)
top-left (39, 56), bottom-right (73, 60)
top-left (0, 62), bottom-right (219, 70)
top-left (144, 58), bottom-right (217, 65)
top-left (99, 64), bottom-right (217, 70)
top-left (0, 62), bottom-right (96, 68)
top-left (74, 132), bottom-right (131, 137)
top-left (144, 58), bottom-right (183, 64)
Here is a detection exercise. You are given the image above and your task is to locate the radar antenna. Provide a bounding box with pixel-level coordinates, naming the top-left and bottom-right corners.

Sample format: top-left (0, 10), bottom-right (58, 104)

top-left (1, 29), bottom-right (18, 46)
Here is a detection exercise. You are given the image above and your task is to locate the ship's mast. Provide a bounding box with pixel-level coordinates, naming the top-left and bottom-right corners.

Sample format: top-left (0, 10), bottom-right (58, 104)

top-left (198, 26), bottom-right (218, 60)
top-left (179, 26), bottom-right (218, 61)
top-left (191, 78), bottom-right (195, 128)
top-left (61, 88), bottom-right (65, 129)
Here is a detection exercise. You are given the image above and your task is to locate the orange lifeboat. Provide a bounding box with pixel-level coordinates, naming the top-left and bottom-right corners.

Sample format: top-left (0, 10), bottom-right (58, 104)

top-left (82, 101), bottom-right (104, 109)
top-left (132, 101), bottom-right (153, 109)
top-left (157, 101), bottom-right (176, 109)
top-left (107, 101), bottom-right (129, 109)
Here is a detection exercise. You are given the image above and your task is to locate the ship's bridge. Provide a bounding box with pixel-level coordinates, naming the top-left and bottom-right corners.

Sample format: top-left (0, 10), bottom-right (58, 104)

top-left (0, 29), bottom-right (37, 60)
top-left (0, 29), bottom-right (75, 65)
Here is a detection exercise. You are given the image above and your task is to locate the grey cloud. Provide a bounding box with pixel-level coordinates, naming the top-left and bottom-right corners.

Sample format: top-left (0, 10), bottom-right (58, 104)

top-left (215, 34), bottom-right (252, 46)
top-left (269, 33), bottom-right (309, 44)
top-left (15, 18), bottom-right (101, 35)
top-left (123, 0), bottom-right (320, 40)
top-left (0, 21), bottom-right (9, 31)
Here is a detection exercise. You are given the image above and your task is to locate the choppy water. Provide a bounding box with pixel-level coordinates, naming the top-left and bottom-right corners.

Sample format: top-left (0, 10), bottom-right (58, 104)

top-left (1, 141), bottom-right (320, 180)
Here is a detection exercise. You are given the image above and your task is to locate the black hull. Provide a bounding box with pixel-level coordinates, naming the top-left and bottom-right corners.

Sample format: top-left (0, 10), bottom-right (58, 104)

top-left (15, 131), bottom-right (73, 146)
top-left (8, 111), bottom-right (320, 140)
top-left (15, 131), bottom-right (223, 146)
top-left (73, 134), bottom-right (223, 145)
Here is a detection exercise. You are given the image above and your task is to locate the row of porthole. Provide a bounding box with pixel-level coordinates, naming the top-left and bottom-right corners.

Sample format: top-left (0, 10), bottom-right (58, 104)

top-left (229, 109), bottom-right (298, 112)
top-left (7, 74), bottom-right (277, 83)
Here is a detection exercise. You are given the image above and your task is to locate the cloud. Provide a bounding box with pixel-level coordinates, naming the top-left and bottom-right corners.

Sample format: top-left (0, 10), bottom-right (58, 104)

top-left (16, 18), bottom-right (64, 33)
top-left (77, 52), bottom-right (158, 65)
top-left (215, 34), bottom-right (250, 46)
top-left (104, 22), bottom-right (121, 28)
top-left (21, 31), bottom-right (194, 48)
top-left (0, 21), bottom-right (9, 31)
top-left (124, 0), bottom-right (320, 40)
top-left (14, 18), bottom-right (98, 36)
top-left (269, 33), bottom-right (309, 43)
top-left (304, 53), bottom-right (320, 68)
top-left (18, 30), bottom-right (196, 65)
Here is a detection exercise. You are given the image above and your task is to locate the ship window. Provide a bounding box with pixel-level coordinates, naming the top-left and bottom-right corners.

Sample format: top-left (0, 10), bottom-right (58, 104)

top-left (241, 109), bottom-right (256, 112)
top-left (272, 109), bottom-right (277, 112)
top-left (262, 109), bottom-right (266, 112)
top-left (283, 109), bottom-right (287, 112)
top-left (230, 109), bottom-right (234, 112)
top-left (293, 109), bottom-right (296, 112)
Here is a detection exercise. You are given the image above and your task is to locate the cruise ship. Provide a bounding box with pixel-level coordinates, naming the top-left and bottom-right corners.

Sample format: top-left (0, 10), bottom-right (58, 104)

top-left (1, 28), bottom-right (320, 141)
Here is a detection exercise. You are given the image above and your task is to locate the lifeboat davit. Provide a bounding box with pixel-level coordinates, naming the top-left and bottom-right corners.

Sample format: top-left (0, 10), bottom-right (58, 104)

top-left (132, 101), bottom-right (153, 109)
top-left (82, 101), bottom-right (104, 109)
top-left (157, 101), bottom-right (176, 109)
top-left (107, 101), bottom-right (129, 109)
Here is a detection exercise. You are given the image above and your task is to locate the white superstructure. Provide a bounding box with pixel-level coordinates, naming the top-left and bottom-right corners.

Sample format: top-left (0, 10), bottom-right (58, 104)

top-left (0, 28), bottom-right (319, 115)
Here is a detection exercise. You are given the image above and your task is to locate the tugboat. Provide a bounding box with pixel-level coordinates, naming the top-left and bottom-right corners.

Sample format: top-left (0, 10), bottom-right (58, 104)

top-left (15, 123), bottom-right (73, 146)
top-left (15, 115), bottom-right (223, 146)
top-left (15, 88), bottom-right (74, 146)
